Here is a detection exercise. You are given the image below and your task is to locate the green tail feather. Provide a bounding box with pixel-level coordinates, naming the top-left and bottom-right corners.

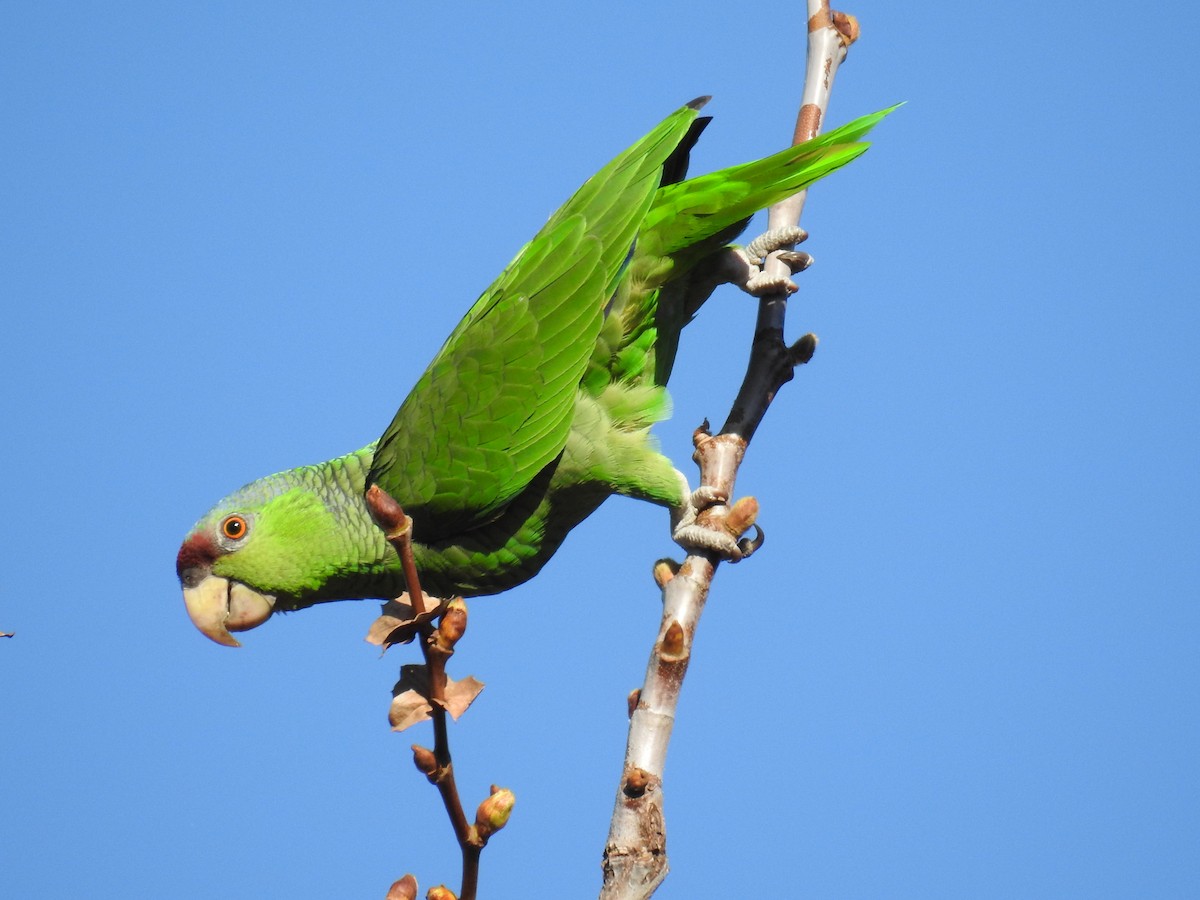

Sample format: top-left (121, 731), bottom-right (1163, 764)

top-left (610, 104), bottom-right (897, 391)
top-left (644, 105), bottom-right (897, 259)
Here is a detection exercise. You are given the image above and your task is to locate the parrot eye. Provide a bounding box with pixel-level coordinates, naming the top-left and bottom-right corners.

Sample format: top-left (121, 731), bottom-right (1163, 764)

top-left (221, 515), bottom-right (249, 541)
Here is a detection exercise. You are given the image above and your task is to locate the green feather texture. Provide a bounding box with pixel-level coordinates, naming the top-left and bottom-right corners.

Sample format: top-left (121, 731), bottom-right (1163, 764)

top-left (179, 101), bottom-right (894, 620)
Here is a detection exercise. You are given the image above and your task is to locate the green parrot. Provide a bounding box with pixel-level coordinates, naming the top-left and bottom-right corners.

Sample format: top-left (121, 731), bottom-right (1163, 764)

top-left (177, 99), bottom-right (888, 646)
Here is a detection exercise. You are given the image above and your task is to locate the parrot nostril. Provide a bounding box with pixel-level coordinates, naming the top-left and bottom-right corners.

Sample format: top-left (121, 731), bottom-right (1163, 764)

top-left (176, 533), bottom-right (218, 582)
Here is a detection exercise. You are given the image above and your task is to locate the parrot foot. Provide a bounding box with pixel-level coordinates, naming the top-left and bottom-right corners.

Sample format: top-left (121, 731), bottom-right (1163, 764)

top-left (670, 475), bottom-right (756, 561)
top-left (732, 226), bottom-right (814, 297)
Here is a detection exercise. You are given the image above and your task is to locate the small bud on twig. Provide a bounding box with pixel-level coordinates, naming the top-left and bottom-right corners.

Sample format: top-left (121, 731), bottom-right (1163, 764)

top-left (412, 744), bottom-right (438, 778)
top-left (623, 767), bottom-right (652, 798)
top-left (627, 688), bottom-right (641, 718)
top-left (435, 597), bottom-right (468, 649)
top-left (427, 886), bottom-right (458, 900)
top-left (833, 10), bottom-right (860, 45)
top-left (724, 496), bottom-right (759, 538)
top-left (789, 332), bottom-right (819, 366)
top-left (652, 558), bottom-right (680, 588)
top-left (365, 484), bottom-right (410, 540)
top-left (659, 620), bottom-right (687, 662)
top-left (474, 786), bottom-right (516, 841)
top-left (385, 874), bottom-right (418, 900)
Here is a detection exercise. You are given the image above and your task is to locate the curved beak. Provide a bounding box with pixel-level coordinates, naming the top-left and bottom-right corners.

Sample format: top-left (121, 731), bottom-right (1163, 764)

top-left (182, 574), bottom-right (275, 647)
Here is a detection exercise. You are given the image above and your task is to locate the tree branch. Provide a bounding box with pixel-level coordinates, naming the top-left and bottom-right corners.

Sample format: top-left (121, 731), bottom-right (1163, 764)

top-left (600, 6), bottom-right (858, 898)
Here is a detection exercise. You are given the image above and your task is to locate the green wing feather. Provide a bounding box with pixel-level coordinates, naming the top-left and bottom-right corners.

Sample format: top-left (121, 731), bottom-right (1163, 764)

top-left (367, 103), bottom-right (704, 539)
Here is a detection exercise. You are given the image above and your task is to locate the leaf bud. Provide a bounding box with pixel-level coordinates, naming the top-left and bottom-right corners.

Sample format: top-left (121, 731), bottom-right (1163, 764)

top-left (724, 496), bottom-right (759, 538)
top-left (411, 744), bottom-right (437, 777)
top-left (789, 332), bottom-right (818, 365)
top-left (833, 11), bottom-right (861, 44)
top-left (385, 874), bottom-right (418, 900)
top-left (436, 597), bottom-right (468, 648)
top-left (365, 484), bottom-right (410, 539)
top-left (474, 785), bottom-right (516, 840)
top-left (623, 767), bottom-right (652, 798)
top-left (652, 558), bottom-right (679, 588)
top-left (659, 620), bottom-right (687, 662)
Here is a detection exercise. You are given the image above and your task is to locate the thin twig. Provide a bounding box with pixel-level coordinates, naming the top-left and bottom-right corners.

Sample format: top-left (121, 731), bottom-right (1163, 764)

top-left (600, 6), bottom-right (857, 898)
top-left (366, 486), bottom-right (510, 900)
top-left (723, 0), bottom-right (856, 442)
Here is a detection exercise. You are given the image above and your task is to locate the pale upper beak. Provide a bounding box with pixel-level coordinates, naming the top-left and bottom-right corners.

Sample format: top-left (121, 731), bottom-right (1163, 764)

top-left (182, 574), bottom-right (275, 647)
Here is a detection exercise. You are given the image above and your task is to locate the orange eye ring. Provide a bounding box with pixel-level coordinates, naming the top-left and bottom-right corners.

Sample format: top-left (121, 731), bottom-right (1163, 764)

top-left (221, 515), bottom-right (249, 541)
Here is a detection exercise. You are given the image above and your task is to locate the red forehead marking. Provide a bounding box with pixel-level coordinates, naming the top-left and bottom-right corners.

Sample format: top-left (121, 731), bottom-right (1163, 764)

top-left (176, 532), bottom-right (220, 578)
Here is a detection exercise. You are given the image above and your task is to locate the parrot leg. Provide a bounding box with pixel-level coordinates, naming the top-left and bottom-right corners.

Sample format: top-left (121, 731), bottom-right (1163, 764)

top-left (729, 225), bottom-right (814, 297)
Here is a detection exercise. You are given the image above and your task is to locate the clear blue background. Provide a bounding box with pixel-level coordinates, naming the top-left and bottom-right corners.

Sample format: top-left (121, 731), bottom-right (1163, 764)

top-left (3, 2), bottom-right (1197, 897)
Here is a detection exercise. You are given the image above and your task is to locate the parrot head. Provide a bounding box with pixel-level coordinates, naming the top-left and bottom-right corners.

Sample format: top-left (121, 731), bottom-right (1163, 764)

top-left (177, 463), bottom-right (382, 647)
top-left (177, 507), bottom-right (278, 648)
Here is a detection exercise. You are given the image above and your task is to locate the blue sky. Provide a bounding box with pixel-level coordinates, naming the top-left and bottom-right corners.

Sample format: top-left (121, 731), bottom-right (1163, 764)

top-left (3, 2), bottom-right (1198, 897)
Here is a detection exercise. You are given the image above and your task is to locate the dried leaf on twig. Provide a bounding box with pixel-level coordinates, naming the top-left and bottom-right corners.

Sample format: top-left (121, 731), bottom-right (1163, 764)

top-left (388, 665), bottom-right (485, 731)
top-left (389, 690), bottom-right (433, 732)
top-left (442, 674), bottom-right (485, 720)
top-left (365, 594), bottom-right (445, 653)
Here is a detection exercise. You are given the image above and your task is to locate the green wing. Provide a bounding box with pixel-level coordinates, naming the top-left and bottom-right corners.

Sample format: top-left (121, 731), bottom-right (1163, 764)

top-left (367, 102), bottom-right (704, 540)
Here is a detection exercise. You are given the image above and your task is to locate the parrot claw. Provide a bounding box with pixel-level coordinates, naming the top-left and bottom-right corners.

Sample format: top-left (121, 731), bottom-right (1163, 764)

top-left (775, 249), bottom-right (814, 272)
